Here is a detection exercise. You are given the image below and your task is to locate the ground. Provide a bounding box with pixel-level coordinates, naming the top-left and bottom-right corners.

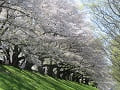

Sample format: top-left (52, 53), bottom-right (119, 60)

top-left (0, 65), bottom-right (98, 90)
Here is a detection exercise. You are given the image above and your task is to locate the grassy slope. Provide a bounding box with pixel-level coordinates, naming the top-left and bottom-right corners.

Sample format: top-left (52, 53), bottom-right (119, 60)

top-left (0, 65), bottom-right (98, 90)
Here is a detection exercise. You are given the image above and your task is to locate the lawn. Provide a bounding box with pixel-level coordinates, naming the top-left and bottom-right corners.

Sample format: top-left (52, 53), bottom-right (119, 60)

top-left (0, 65), bottom-right (98, 90)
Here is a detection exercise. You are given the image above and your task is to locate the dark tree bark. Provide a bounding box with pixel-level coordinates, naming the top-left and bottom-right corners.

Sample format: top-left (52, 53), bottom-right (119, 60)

top-left (12, 45), bottom-right (20, 67)
top-left (24, 61), bottom-right (34, 71)
top-left (38, 66), bottom-right (44, 75)
top-left (11, 45), bottom-right (25, 67)
top-left (5, 48), bottom-right (11, 64)
top-left (84, 77), bottom-right (89, 85)
top-left (56, 67), bottom-right (61, 78)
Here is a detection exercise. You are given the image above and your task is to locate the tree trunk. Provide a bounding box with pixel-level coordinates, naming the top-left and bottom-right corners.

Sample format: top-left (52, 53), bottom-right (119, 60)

top-left (56, 67), bottom-right (61, 78)
top-left (24, 61), bottom-right (34, 71)
top-left (12, 45), bottom-right (22, 67)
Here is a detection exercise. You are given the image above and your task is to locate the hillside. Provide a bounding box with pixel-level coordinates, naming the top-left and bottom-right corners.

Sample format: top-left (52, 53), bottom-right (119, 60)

top-left (0, 65), bottom-right (98, 90)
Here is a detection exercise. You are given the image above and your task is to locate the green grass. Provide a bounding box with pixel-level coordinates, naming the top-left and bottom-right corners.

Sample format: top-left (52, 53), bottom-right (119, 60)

top-left (0, 65), bottom-right (98, 90)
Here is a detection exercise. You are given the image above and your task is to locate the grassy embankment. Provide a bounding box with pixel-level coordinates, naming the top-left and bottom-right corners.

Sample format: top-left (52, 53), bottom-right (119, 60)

top-left (0, 65), bottom-right (98, 90)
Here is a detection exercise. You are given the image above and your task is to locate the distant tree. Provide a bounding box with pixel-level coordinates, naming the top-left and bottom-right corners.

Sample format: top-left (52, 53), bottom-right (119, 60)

top-left (110, 37), bottom-right (120, 82)
top-left (90, 0), bottom-right (120, 89)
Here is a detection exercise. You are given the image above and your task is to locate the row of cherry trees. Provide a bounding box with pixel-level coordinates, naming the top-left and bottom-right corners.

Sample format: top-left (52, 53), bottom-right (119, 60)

top-left (0, 0), bottom-right (106, 88)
